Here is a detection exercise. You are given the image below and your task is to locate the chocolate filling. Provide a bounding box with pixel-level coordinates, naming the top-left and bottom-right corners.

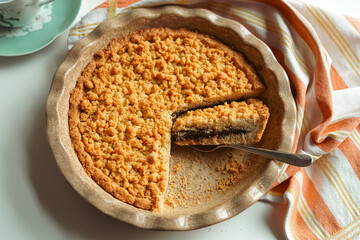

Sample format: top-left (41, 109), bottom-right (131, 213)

top-left (172, 128), bottom-right (249, 142)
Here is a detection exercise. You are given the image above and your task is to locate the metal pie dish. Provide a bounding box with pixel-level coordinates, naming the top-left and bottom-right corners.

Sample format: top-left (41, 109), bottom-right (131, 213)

top-left (46, 5), bottom-right (296, 230)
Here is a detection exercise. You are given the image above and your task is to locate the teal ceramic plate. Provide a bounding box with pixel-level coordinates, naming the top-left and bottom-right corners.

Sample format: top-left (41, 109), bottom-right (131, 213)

top-left (0, 0), bottom-right (81, 56)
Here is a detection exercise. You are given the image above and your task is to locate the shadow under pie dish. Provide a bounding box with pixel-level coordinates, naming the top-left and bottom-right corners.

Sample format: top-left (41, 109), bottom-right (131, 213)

top-left (46, 5), bottom-right (296, 230)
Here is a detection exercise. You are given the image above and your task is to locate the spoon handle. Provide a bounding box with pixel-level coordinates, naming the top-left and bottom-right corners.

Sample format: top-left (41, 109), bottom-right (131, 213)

top-left (219, 144), bottom-right (313, 167)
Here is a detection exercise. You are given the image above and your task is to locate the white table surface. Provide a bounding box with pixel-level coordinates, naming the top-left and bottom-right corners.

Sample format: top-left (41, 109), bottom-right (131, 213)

top-left (0, 1), bottom-right (359, 239)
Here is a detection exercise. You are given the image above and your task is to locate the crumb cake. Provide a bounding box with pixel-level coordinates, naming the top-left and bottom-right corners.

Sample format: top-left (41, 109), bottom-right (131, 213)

top-left (68, 27), bottom-right (267, 211)
top-left (172, 99), bottom-right (269, 145)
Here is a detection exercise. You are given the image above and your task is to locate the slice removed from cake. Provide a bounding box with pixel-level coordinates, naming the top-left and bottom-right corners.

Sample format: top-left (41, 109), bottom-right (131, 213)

top-left (172, 99), bottom-right (270, 145)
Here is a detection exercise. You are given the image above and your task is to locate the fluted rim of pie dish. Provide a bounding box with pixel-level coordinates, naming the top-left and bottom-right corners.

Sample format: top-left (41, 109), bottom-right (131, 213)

top-left (46, 5), bottom-right (296, 230)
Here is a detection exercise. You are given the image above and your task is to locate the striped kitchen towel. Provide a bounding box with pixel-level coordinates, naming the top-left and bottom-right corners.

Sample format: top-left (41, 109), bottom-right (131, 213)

top-left (68, 0), bottom-right (360, 239)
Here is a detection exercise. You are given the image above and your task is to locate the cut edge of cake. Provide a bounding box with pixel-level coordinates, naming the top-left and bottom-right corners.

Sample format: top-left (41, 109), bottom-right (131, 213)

top-left (172, 99), bottom-right (270, 146)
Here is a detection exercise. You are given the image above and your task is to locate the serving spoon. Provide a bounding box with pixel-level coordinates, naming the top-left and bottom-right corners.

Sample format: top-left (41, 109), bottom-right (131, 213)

top-left (190, 144), bottom-right (313, 167)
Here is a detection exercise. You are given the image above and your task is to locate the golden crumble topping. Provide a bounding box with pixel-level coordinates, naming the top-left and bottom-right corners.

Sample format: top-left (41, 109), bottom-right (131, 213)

top-left (68, 27), bottom-right (265, 211)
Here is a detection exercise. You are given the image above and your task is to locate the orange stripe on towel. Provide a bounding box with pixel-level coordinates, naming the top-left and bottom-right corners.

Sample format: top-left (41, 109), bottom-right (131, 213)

top-left (317, 137), bottom-right (341, 153)
top-left (96, 0), bottom-right (140, 9)
top-left (96, 1), bottom-right (109, 8)
top-left (316, 118), bottom-right (360, 152)
top-left (292, 212), bottom-right (320, 240)
top-left (323, 118), bottom-right (360, 136)
top-left (287, 179), bottom-right (320, 239)
top-left (117, 0), bottom-right (141, 7)
top-left (301, 170), bottom-right (342, 235)
top-left (271, 179), bottom-right (290, 194)
top-left (339, 138), bottom-right (360, 182)
top-left (285, 166), bottom-right (301, 179)
top-left (330, 65), bottom-right (348, 90)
